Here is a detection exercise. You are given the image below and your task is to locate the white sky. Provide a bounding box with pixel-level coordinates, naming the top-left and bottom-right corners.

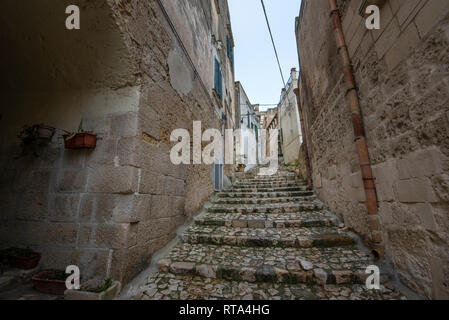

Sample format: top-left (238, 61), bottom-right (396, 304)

top-left (229, 0), bottom-right (302, 111)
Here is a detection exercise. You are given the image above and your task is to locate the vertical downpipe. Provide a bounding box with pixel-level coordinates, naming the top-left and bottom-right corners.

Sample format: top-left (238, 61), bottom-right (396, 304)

top-left (293, 88), bottom-right (313, 190)
top-left (328, 0), bottom-right (383, 258)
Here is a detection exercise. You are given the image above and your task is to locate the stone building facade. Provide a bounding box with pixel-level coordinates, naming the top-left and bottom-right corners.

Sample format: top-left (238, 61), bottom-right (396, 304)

top-left (235, 81), bottom-right (261, 169)
top-left (0, 0), bottom-right (236, 286)
top-left (262, 107), bottom-right (280, 159)
top-left (279, 68), bottom-right (302, 164)
top-left (296, 0), bottom-right (449, 299)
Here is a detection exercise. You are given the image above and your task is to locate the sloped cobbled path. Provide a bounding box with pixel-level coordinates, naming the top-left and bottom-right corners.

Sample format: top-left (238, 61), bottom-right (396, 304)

top-left (137, 167), bottom-right (406, 300)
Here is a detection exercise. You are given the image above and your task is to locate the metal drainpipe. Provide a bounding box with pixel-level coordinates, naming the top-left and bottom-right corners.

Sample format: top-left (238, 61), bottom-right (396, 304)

top-left (328, 0), bottom-right (383, 258)
top-left (293, 88), bottom-right (313, 190)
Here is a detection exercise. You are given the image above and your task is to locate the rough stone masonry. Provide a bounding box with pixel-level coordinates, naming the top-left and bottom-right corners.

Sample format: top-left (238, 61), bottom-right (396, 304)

top-left (137, 164), bottom-right (407, 300)
top-left (295, 0), bottom-right (449, 299)
top-left (0, 0), bottom-right (236, 287)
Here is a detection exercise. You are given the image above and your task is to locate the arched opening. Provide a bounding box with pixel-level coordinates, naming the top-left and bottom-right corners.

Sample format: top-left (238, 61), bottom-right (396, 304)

top-left (0, 0), bottom-right (141, 282)
top-left (0, 0), bottom-right (139, 143)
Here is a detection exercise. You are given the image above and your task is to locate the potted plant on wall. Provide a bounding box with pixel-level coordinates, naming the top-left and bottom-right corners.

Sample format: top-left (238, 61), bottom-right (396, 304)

top-left (65, 278), bottom-right (121, 300)
top-left (237, 163), bottom-right (246, 173)
top-left (236, 155), bottom-right (246, 172)
top-left (1, 247), bottom-right (41, 270)
top-left (32, 269), bottom-right (68, 295)
top-left (63, 120), bottom-right (97, 149)
top-left (16, 124), bottom-right (55, 158)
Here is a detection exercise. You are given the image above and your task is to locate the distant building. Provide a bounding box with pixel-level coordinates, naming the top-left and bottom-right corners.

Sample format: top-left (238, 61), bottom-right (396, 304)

top-left (278, 68), bottom-right (302, 164)
top-left (235, 81), bottom-right (261, 170)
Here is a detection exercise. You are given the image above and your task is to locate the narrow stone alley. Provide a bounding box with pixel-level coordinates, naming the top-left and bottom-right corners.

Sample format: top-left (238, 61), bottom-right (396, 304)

top-left (137, 164), bottom-right (406, 300)
top-left (1, 0), bottom-right (448, 304)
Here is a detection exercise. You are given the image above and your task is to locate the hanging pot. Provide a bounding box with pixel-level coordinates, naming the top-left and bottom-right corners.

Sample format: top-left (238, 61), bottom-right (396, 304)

top-left (63, 133), bottom-right (97, 149)
top-left (37, 125), bottom-right (55, 140)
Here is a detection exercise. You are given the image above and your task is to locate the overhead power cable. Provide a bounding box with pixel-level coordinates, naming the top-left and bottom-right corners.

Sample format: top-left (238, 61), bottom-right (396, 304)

top-left (260, 0), bottom-right (286, 88)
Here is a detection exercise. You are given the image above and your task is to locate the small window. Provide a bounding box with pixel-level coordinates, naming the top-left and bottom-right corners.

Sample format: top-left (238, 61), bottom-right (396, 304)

top-left (213, 163), bottom-right (223, 190)
top-left (226, 36), bottom-right (234, 72)
top-left (214, 58), bottom-right (223, 100)
top-left (214, 0), bottom-right (221, 14)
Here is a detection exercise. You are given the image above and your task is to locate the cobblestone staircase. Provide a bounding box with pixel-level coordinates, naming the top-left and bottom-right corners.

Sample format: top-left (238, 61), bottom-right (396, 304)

top-left (138, 166), bottom-right (406, 300)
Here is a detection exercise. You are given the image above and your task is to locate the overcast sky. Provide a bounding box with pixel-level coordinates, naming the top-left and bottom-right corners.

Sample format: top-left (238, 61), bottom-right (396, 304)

top-left (228, 0), bottom-right (302, 111)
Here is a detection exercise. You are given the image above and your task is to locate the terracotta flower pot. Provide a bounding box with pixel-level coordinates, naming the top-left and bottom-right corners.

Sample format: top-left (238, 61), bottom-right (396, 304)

top-left (32, 271), bottom-right (67, 295)
top-left (63, 133), bottom-right (97, 149)
top-left (11, 252), bottom-right (40, 270)
top-left (65, 280), bottom-right (121, 300)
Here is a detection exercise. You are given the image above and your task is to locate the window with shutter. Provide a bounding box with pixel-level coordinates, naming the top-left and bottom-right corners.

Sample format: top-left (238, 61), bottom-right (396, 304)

top-left (227, 36), bottom-right (234, 72)
top-left (214, 58), bottom-right (222, 100)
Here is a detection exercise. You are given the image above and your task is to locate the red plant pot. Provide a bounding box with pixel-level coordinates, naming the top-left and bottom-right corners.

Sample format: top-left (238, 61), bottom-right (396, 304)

top-left (32, 271), bottom-right (67, 295)
top-left (11, 252), bottom-right (40, 270)
top-left (63, 133), bottom-right (97, 149)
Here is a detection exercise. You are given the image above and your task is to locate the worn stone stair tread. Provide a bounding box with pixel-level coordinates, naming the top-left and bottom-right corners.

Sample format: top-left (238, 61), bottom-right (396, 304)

top-left (141, 273), bottom-right (406, 300)
top-left (139, 164), bottom-right (408, 300)
top-left (195, 211), bottom-right (337, 228)
top-left (208, 202), bottom-right (324, 213)
top-left (241, 175), bottom-right (298, 181)
top-left (234, 182), bottom-right (307, 188)
top-left (226, 187), bottom-right (310, 193)
top-left (157, 243), bottom-right (374, 285)
top-left (217, 191), bottom-right (315, 198)
top-left (236, 179), bottom-right (305, 183)
top-left (181, 226), bottom-right (355, 248)
top-left (213, 196), bottom-right (317, 205)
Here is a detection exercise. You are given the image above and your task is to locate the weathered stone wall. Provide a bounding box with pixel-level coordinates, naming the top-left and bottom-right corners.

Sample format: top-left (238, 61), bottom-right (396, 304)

top-left (296, 0), bottom-right (449, 299)
top-left (280, 69), bottom-right (302, 164)
top-left (0, 0), bottom-right (234, 286)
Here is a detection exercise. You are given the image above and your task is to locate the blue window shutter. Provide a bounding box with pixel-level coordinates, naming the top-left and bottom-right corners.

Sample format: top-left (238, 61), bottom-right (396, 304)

top-left (214, 58), bottom-right (219, 92)
top-left (218, 66), bottom-right (222, 100)
top-left (214, 58), bottom-right (222, 100)
top-left (227, 36), bottom-right (234, 72)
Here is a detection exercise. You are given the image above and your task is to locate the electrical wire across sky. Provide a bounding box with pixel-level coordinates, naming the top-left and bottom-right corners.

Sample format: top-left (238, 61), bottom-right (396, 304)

top-left (260, 0), bottom-right (287, 89)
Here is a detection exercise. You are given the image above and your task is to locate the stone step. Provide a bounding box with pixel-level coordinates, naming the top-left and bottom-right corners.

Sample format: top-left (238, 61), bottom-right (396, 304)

top-left (208, 202), bottom-right (324, 214)
top-left (234, 181), bottom-right (306, 188)
top-left (156, 243), bottom-right (374, 285)
top-left (241, 173), bottom-right (298, 180)
top-left (195, 211), bottom-right (338, 228)
top-left (241, 177), bottom-right (301, 182)
top-left (141, 272), bottom-right (405, 300)
top-left (217, 191), bottom-right (315, 198)
top-left (240, 179), bottom-right (303, 184)
top-left (226, 186), bottom-right (310, 192)
top-left (213, 196), bottom-right (317, 205)
top-left (181, 226), bottom-right (355, 248)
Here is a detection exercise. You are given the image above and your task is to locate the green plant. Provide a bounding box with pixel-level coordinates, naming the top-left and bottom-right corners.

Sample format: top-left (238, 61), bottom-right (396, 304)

top-left (16, 124), bottom-right (40, 158)
top-left (65, 119), bottom-right (93, 141)
top-left (87, 278), bottom-right (113, 293)
top-left (40, 269), bottom-right (67, 281)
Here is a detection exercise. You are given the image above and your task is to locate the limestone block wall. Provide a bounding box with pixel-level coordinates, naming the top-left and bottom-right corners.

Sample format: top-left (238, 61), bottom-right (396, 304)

top-left (280, 70), bottom-right (302, 164)
top-left (296, 0), bottom-right (449, 299)
top-left (0, 0), bottom-right (231, 286)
